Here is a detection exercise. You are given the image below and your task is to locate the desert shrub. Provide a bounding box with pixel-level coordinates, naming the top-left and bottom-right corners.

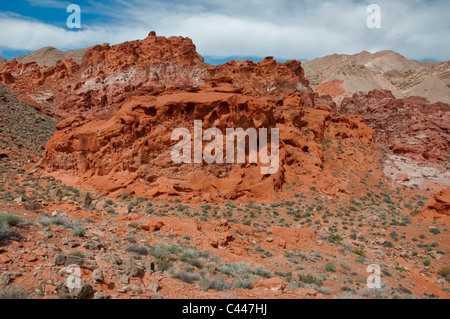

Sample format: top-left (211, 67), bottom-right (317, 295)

top-left (298, 274), bottom-right (323, 286)
top-left (176, 271), bottom-right (200, 284)
top-left (198, 277), bottom-right (211, 291)
top-left (38, 215), bottom-right (52, 226)
top-left (148, 243), bottom-right (180, 271)
top-left (255, 267), bottom-right (273, 278)
top-left (219, 262), bottom-right (252, 277)
top-left (187, 258), bottom-right (204, 269)
top-left (328, 234), bottom-right (343, 243)
top-left (125, 245), bottom-right (148, 255)
top-left (352, 248), bottom-right (365, 257)
top-left (156, 254), bottom-right (173, 271)
top-left (360, 281), bottom-right (388, 299)
top-left (72, 227), bottom-right (85, 237)
top-left (72, 250), bottom-right (83, 257)
top-left (0, 213), bottom-right (22, 226)
top-left (340, 263), bottom-right (351, 271)
top-left (126, 235), bottom-right (136, 243)
top-left (410, 209), bottom-right (419, 216)
top-left (106, 208), bottom-right (117, 215)
top-left (430, 228), bottom-right (440, 235)
top-left (275, 271), bottom-right (293, 282)
top-left (198, 276), bottom-right (231, 291)
top-left (23, 202), bottom-right (42, 211)
top-left (179, 248), bottom-right (208, 263)
top-left (325, 262), bottom-right (336, 272)
top-left (39, 214), bottom-right (74, 229)
top-left (316, 287), bottom-right (333, 295)
top-left (439, 267), bottom-right (450, 281)
top-left (149, 243), bottom-right (180, 258)
top-left (0, 223), bottom-right (22, 243)
top-left (209, 277), bottom-right (231, 291)
top-left (0, 285), bottom-right (29, 299)
top-left (235, 275), bottom-right (255, 290)
top-left (128, 222), bottom-right (139, 229)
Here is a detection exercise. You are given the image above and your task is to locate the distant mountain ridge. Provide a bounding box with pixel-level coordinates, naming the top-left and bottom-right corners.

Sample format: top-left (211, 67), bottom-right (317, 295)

top-left (302, 50), bottom-right (450, 104)
top-left (14, 46), bottom-right (88, 67)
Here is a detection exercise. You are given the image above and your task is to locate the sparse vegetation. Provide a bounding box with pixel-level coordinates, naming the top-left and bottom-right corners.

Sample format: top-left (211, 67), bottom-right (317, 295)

top-left (72, 227), bottom-right (86, 237)
top-left (325, 262), bottom-right (336, 272)
top-left (0, 213), bottom-right (22, 226)
top-left (0, 285), bottom-right (30, 299)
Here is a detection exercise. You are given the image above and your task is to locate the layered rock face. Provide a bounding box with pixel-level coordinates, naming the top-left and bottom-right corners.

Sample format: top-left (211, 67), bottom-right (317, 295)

top-left (415, 189), bottom-right (450, 221)
top-left (0, 32), bottom-right (209, 117)
top-left (0, 32), bottom-right (376, 201)
top-left (2, 31), bottom-right (446, 200)
top-left (41, 73), bottom-right (374, 201)
top-left (340, 89), bottom-right (450, 162)
top-left (0, 32), bottom-right (325, 119)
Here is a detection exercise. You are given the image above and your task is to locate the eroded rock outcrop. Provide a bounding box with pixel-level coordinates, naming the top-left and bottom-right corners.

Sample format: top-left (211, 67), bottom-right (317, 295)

top-left (340, 89), bottom-right (450, 162)
top-left (0, 32), bottom-right (209, 117)
top-left (0, 32), bottom-right (323, 120)
top-left (420, 189), bottom-right (450, 217)
top-left (41, 74), bottom-right (374, 200)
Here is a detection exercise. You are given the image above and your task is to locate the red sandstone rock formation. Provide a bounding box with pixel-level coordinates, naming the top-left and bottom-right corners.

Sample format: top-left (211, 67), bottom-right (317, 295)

top-left (0, 32), bottom-right (323, 120)
top-left (0, 32), bottom-right (209, 117)
top-left (41, 76), bottom-right (374, 200)
top-left (0, 31), bottom-right (378, 200)
top-left (418, 189), bottom-right (450, 219)
top-left (340, 89), bottom-right (450, 162)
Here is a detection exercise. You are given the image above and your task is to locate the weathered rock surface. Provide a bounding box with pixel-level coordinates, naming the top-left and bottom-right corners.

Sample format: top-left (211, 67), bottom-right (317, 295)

top-left (340, 89), bottom-right (450, 162)
top-left (0, 32), bottom-right (208, 118)
top-left (303, 50), bottom-right (450, 105)
top-left (417, 189), bottom-right (450, 220)
top-left (41, 72), bottom-right (374, 200)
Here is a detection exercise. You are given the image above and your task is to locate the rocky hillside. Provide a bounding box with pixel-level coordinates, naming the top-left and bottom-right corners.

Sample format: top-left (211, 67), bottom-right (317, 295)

top-left (339, 90), bottom-right (450, 163)
top-left (338, 89), bottom-right (450, 190)
top-left (15, 46), bottom-right (88, 67)
top-left (0, 83), bottom-right (57, 158)
top-left (302, 51), bottom-right (450, 105)
top-left (0, 32), bottom-right (448, 300)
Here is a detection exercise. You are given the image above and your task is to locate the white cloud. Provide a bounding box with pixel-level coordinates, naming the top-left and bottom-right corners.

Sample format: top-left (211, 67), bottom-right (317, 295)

top-left (0, 0), bottom-right (449, 61)
top-left (0, 12), bottom-right (149, 52)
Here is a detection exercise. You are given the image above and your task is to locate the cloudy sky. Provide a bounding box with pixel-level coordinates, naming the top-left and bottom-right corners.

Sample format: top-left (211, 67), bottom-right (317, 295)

top-left (0, 0), bottom-right (449, 64)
